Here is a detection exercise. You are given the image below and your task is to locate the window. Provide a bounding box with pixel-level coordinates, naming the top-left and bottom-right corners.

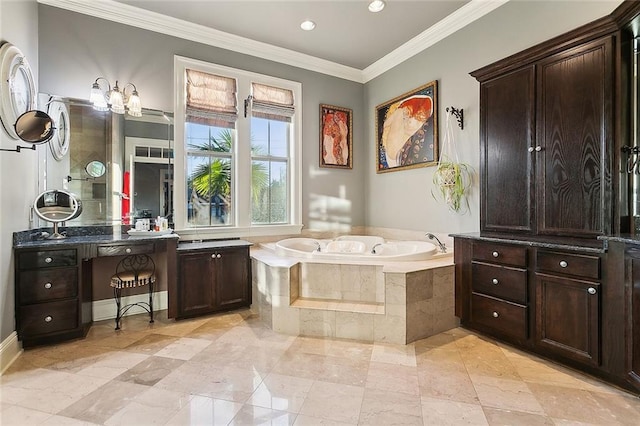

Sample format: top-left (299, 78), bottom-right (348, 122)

top-left (174, 56), bottom-right (302, 237)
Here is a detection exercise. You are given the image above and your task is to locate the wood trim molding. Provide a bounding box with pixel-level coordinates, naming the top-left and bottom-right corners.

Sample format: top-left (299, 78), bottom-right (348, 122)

top-left (0, 332), bottom-right (22, 375)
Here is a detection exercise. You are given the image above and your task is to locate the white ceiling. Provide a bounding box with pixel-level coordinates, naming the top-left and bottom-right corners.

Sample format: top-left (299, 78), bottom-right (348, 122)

top-left (115, 0), bottom-right (471, 70)
top-left (39, 0), bottom-right (510, 82)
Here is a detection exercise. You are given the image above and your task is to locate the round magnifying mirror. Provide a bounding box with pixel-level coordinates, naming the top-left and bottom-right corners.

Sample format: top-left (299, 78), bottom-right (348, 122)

top-left (14, 110), bottom-right (54, 144)
top-left (85, 160), bottom-right (106, 178)
top-left (33, 189), bottom-right (82, 239)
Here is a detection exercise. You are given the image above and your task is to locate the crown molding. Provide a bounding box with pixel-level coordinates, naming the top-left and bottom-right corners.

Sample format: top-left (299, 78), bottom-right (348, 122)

top-left (38, 0), bottom-right (509, 84)
top-left (362, 0), bottom-right (510, 82)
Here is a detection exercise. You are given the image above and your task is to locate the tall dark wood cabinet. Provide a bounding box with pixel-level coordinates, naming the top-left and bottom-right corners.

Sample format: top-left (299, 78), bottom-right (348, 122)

top-left (175, 240), bottom-right (252, 319)
top-left (455, 1), bottom-right (640, 394)
top-left (476, 36), bottom-right (614, 237)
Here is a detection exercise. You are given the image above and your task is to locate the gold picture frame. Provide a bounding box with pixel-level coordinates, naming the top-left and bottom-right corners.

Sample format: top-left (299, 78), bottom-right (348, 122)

top-left (320, 104), bottom-right (353, 169)
top-left (375, 80), bottom-right (438, 173)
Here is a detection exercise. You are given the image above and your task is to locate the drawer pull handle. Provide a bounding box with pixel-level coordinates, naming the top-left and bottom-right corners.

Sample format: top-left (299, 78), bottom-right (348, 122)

top-left (492, 251), bottom-right (499, 258)
top-left (535, 146), bottom-right (542, 152)
top-left (492, 311), bottom-right (499, 318)
top-left (44, 282), bottom-right (52, 289)
top-left (44, 315), bottom-right (52, 323)
top-left (217, 253), bottom-right (221, 259)
top-left (211, 254), bottom-right (216, 259)
top-left (559, 260), bottom-right (568, 268)
top-left (45, 257), bottom-right (53, 263)
top-left (492, 278), bottom-right (499, 285)
top-left (125, 248), bottom-right (132, 254)
top-left (588, 287), bottom-right (597, 295)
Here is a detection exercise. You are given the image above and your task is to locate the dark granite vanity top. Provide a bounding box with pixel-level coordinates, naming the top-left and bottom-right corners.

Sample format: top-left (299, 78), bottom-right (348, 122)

top-left (177, 239), bottom-right (252, 252)
top-left (13, 226), bottom-right (179, 250)
top-left (451, 232), bottom-right (607, 254)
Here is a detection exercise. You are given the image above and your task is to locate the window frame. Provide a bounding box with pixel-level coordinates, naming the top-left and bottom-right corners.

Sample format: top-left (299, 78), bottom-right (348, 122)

top-left (174, 55), bottom-right (302, 238)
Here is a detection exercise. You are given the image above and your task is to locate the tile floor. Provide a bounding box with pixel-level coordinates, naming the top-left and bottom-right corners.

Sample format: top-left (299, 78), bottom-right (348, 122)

top-left (1, 309), bottom-right (640, 425)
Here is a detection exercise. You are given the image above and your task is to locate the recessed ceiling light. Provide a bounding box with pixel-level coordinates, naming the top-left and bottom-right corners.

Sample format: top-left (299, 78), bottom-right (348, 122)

top-left (368, 0), bottom-right (386, 13)
top-left (300, 20), bottom-right (316, 31)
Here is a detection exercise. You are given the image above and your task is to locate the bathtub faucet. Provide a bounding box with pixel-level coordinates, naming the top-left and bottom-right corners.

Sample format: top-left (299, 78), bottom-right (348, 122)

top-left (313, 241), bottom-right (322, 252)
top-left (425, 233), bottom-right (447, 253)
top-left (371, 243), bottom-right (383, 254)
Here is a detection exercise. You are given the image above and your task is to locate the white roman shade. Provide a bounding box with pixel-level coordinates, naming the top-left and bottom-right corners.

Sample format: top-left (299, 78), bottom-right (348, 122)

top-left (250, 82), bottom-right (295, 122)
top-left (186, 69), bottom-right (237, 128)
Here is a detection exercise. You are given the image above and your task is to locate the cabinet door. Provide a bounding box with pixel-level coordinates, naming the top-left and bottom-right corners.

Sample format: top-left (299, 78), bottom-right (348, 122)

top-left (215, 247), bottom-right (250, 309)
top-left (625, 248), bottom-right (640, 390)
top-left (535, 273), bottom-right (600, 366)
top-left (536, 37), bottom-right (613, 237)
top-left (480, 66), bottom-right (535, 233)
top-left (178, 252), bottom-right (215, 317)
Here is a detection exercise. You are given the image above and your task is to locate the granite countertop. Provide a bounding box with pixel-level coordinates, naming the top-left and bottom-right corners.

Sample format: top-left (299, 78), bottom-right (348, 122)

top-left (450, 232), bottom-right (607, 254)
top-left (177, 239), bottom-right (253, 252)
top-left (599, 234), bottom-right (640, 246)
top-left (13, 226), bottom-right (179, 249)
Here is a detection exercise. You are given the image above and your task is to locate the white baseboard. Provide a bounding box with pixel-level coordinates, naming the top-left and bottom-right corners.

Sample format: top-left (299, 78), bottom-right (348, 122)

top-left (0, 332), bottom-right (22, 375)
top-left (92, 291), bottom-right (168, 322)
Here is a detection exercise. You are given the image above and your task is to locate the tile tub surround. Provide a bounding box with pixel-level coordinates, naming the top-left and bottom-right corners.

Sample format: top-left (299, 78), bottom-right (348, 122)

top-left (251, 246), bottom-right (458, 344)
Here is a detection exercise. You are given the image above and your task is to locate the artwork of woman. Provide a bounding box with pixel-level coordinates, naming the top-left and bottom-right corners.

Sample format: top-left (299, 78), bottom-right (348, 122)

top-left (379, 94), bottom-right (433, 169)
top-left (321, 106), bottom-right (351, 168)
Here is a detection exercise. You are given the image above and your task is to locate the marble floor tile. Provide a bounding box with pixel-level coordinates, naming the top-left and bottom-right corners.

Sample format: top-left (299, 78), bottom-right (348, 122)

top-left (229, 404), bottom-right (297, 425)
top-left (420, 396), bottom-right (489, 425)
top-left (4, 312), bottom-right (640, 426)
top-left (247, 373), bottom-right (314, 413)
top-left (481, 407), bottom-right (554, 425)
top-left (469, 374), bottom-right (545, 415)
top-left (366, 361), bottom-right (420, 395)
top-left (527, 382), bottom-right (638, 424)
top-left (57, 380), bottom-right (150, 424)
top-left (298, 381), bottom-right (364, 424)
top-left (152, 336), bottom-right (212, 360)
top-left (114, 356), bottom-right (185, 386)
top-left (359, 388), bottom-right (423, 425)
top-left (370, 342), bottom-right (416, 367)
top-left (164, 395), bottom-right (242, 425)
top-left (123, 333), bottom-right (179, 355)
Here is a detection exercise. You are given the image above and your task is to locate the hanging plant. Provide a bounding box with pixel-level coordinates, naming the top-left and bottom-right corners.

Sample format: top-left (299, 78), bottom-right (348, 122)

top-left (431, 110), bottom-right (473, 213)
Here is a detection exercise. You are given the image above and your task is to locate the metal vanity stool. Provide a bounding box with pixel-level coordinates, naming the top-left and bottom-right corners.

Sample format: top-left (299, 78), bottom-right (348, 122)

top-left (110, 254), bottom-right (156, 330)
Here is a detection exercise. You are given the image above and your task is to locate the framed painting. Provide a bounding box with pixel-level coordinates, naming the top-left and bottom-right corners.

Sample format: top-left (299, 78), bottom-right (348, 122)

top-left (375, 80), bottom-right (438, 173)
top-left (320, 104), bottom-right (353, 169)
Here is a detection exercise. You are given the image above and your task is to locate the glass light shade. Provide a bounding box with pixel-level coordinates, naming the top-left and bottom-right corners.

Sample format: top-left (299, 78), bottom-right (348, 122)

top-left (109, 87), bottom-right (125, 114)
top-left (368, 0), bottom-right (385, 13)
top-left (126, 90), bottom-right (142, 117)
top-left (90, 83), bottom-right (109, 111)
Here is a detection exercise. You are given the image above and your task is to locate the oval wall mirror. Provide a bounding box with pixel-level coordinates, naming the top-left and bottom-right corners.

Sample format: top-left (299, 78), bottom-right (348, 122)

top-left (14, 110), bottom-right (54, 144)
top-left (33, 189), bottom-right (82, 239)
top-left (85, 160), bottom-right (106, 178)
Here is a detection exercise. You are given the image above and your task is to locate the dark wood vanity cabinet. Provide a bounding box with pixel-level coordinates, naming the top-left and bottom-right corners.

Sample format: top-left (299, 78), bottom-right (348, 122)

top-left (534, 250), bottom-right (601, 367)
top-left (15, 247), bottom-right (91, 347)
top-left (455, 1), bottom-right (640, 393)
top-left (176, 241), bottom-right (251, 319)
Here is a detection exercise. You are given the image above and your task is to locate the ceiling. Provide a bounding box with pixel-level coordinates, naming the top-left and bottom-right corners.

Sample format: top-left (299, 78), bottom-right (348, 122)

top-left (115, 0), bottom-right (471, 70)
top-left (40, 0), bottom-right (510, 81)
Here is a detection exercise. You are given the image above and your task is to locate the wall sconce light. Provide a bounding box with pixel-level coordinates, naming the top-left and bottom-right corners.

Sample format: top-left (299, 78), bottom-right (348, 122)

top-left (89, 77), bottom-right (142, 117)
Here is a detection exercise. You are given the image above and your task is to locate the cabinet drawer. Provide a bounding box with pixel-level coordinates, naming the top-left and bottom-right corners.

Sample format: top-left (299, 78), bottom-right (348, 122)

top-left (19, 300), bottom-right (78, 336)
top-left (97, 243), bottom-right (154, 257)
top-left (473, 242), bottom-right (527, 267)
top-left (471, 293), bottom-right (528, 340)
top-left (18, 249), bottom-right (76, 270)
top-left (19, 267), bottom-right (78, 304)
top-left (472, 262), bottom-right (527, 304)
top-left (536, 250), bottom-right (600, 279)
